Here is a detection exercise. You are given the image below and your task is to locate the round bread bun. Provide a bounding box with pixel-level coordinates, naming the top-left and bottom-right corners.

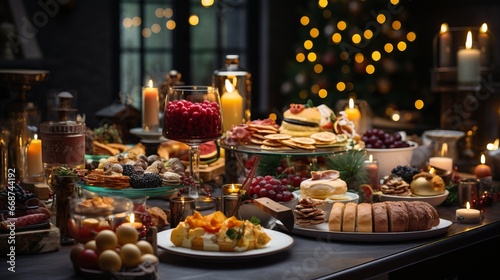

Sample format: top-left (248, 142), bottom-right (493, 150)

top-left (283, 107), bottom-right (322, 124)
top-left (300, 178), bottom-right (347, 200)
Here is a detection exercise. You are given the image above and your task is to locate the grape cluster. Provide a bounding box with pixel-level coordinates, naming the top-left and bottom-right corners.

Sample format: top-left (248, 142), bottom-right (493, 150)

top-left (391, 165), bottom-right (420, 184)
top-left (1, 182), bottom-right (35, 202)
top-left (362, 129), bottom-right (412, 149)
top-left (164, 99), bottom-right (222, 140)
top-left (247, 175), bottom-right (294, 202)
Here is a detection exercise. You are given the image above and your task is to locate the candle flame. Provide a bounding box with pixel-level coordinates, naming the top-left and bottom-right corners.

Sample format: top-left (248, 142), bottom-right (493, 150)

top-left (148, 79), bottom-right (153, 88)
top-left (225, 79), bottom-right (234, 93)
top-left (34, 134), bottom-right (38, 140)
top-left (466, 201), bottom-right (470, 210)
top-left (369, 154), bottom-right (373, 162)
top-left (480, 23), bottom-right (488, 33)
top-left (230, 184), bottom-right (235, 192)
top-left (440, 23), bottom-right (448, 34)
top-left (480, 154), bottom-right (486, 165)
top-left (495, 139), bottom-right (500, 150)
top-left (465, 31), bottom-right (473, 49)
top-left (348, 98), bottom-right (355, 109)
top-left (440, 143), bottom-right (448, 157)
top-left (429, 167), bottom-right (436, 175)
top-left (129, 213), bottom-right (135, 223)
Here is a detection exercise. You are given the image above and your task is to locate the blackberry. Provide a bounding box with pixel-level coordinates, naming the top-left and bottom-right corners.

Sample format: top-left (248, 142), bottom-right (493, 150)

top-left (130, 174), bottom-right (146, 188)
top-left (391, 165), bottom-right (419, 184)
top-left (143, 173), bottom-right (162, 188)
top-left (121, 164), bottom-right (135, 177)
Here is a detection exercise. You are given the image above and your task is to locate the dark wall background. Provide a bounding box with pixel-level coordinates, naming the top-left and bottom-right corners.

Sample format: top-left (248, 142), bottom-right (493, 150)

top-left (1, 0), bottom-right (500, 134)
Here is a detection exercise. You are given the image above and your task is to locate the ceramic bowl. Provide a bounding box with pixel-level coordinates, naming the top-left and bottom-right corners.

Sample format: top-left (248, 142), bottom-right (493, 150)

top-left (364, 141), bottom-right (418, 180)
top-left (379, 190), bottom-right (449, 207)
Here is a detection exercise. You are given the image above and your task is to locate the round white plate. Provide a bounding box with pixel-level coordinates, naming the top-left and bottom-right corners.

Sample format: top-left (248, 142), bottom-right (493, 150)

top-left (157, 228), bottom-right (294, 262)
top-left (293, 190), bottom-right (359, 204)
top-left (379, 190), bottom-right (449, 207)
top-left (277, 218), bottom-right (452, 242)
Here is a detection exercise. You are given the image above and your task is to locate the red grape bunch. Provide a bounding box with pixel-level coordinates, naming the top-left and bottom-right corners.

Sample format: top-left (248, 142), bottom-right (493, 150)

top-left (247, 175), bottom-right (294, 202)
top-left (362, 128), bottom-right (412, 149)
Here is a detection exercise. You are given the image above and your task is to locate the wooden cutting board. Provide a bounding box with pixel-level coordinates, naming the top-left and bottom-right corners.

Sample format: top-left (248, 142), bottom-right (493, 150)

top-left (0, 223), bottom-right (60, 255)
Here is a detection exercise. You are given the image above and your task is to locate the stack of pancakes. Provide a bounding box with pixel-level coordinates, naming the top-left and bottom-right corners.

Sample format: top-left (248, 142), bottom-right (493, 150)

top-left (293, 197), bottom-right (326, 226)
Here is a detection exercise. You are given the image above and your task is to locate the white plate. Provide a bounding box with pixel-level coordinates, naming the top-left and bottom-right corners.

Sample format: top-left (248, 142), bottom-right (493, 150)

top-left (293, 190), bottom-right (359, 204)
top-left (379, 190), bottom-right (449, 207)
top-left (157, 228), bottom-right (294, 262)
top-left (277, 218), bottom-right (452, 242)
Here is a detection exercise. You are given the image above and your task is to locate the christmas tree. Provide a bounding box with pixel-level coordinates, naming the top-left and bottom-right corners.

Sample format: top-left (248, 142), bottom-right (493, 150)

top-left (281, 0), bottom-right (424, 122)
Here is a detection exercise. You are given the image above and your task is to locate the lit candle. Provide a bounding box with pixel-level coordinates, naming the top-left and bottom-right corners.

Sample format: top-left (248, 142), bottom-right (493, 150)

top-left (344, 98), bottom-right (361, 131)
top-left (439, 23), bottom-right (452, 67)
top-left (222, 183), bottom-right (242, 195)
top-left (27, 134), bottom-right (44, 177)
top-left (142, 79), bottom-right (159, 131)
top-left (121, 213), bottom-right (143, 229)
top-left (429, 143), bottom-right (453, 171)
top-left (478, 23), bottom-right (489, 66)
top-left (456, 202), bottom-right (481, 224)
top-left (474, 154), bottom-right (492, 178)
top-left (221, 78), bottom-right (243, 131)
top-left (457, 31), bottom-right (481, 84)
top-left (364, 154), bottom-right (379, 190)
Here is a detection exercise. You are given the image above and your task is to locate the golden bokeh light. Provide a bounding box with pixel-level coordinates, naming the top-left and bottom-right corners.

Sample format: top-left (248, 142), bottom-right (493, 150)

top-left (352, 34), bottom-right (362, 44)
top-left (392, 112), bottom-right (401, 122)
top-left (310, 28), bottom-right (319, 38)
top-left (268, 113), bottom-right (277, 121)
top-left (132, 17), bottom-right (142, 27)
top-left (307, 52), bottom-right (317, 62)
top-left (151, 23), bottom-right (161, 33)
top-left (340, 51), bottom-right (349, 61)
top-left (407, 32), bottom-right (416, 42)
top-left (166, 20), bottom-right (176, 30)
top-left (299, 90), bottom-right (309, 99)
top-left (296, 53), bottom-right (306, 62)
top-left (142, 28), bottom-right (151, 38)
top-left (311, 84), bottom-right (320, 94)
top-left (397, 41), bottom-right (407, 51)
top-left (392, 20), bottom-right (401, 30)
top-left (366, 64), bottom-right (375, 74)
top-left (189, 15), bottom-right (199, 26)
top-left (372, 51), bottom-right (381, 61)
top-left (201, 0), bottom-right (214, 7)
top-left (384, 43), bottom-right (394, 53)
top-left (364, 29), bottom-right (373, 39)
top-left (164, 8), bottom-right (173, 18)
top-left (354, 53), bottom-right (364, 63)
top-left (304, 40), bottom-right (313, 50)
top-left (155, 8), bottom-right (164, 18)
top-left (414, 99), bottom-right (424, 110)
top-left (390, 0), bottom-right (400, 5)
top-left (376, 14), bottom-right (386, 24)
top-left (318, 89), bottom-right (328, 98)
top-left (336, 82), bottom-right (346, 91)
top-left (318, 0), bottom-right (328, 8)
top-left (122, 18), bottom-right (132, 28)
top-left (300, 16), bottom-right (310, 26)
top-left (332, 33), bottom-right (342, 44)
top-left (337, 21), bottom-right (347, 31)
top-left (314, 64), bottom-right (323, 73)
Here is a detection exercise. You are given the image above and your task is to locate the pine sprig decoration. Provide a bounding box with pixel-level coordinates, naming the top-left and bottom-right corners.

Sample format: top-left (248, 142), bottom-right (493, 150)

top-left (324, 150), bottom-right (369, 190)
top-left (255, 154), bottom-right (283, 177)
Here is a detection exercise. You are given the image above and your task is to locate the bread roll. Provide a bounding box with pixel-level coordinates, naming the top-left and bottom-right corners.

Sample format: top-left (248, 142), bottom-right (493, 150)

top-left (356, 203), bottom-right (373, 232)
top-left (402, 201), bottom-right (419, 231)
top-left (416, 201), bottom-right (440, 228)
top-left (385, 201), bottom-right (409, 232)
top-left (342, 202), bottom-right (357, 232)
top-left (328, 202), bottom-right (345, 231)
top-left (372, 202), bottom-right (389, 232)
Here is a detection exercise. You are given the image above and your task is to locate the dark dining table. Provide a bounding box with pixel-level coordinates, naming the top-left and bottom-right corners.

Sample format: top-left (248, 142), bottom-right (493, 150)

top-left (2, 196), bottom-right (500, 280)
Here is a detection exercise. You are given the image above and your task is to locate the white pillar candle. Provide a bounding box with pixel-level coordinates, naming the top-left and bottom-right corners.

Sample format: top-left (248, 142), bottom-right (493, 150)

top-left (457, 31), bottom-right (480, 84)
top-left (429, 157), bottom-right (453, 172)
top-left (456, 202), bottom-right (481, 224)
